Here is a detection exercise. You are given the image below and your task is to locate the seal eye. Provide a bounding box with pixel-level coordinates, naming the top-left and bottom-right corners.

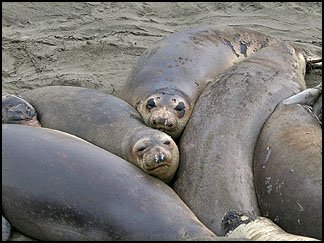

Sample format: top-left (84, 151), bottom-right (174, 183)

top-left (175, 102), bottom-right (185, 112)
top-left (175, 102), bottom-right (185, 111)
top-left (137, 145), bottom-right (147, 153)
top-left (146, 98), bottom-right (156, 110)
top-left (163, 140), bottom-right (171, 145)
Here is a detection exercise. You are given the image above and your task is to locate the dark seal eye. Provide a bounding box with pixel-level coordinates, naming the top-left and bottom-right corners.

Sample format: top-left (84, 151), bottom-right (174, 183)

top-left (174, 102), bottom-right (185, 118)
top-left (137, 145), bottom-right (147, 153)
top-left (146, 98), bottom-right (156, 110)
top-left (175, 102), bottom-right (185, 112)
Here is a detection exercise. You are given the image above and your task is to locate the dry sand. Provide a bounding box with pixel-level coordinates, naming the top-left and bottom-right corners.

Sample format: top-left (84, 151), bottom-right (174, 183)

top-left (2, 2), bottom-right (322, 97)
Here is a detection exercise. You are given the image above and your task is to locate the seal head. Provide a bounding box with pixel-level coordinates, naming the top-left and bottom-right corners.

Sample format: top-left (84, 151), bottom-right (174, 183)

top-left (126, 129), bottom-right (179, 184)
top-left (136, 89), bottom-right (191, 139)
top-left (2, 93), bottom-right (41, 127)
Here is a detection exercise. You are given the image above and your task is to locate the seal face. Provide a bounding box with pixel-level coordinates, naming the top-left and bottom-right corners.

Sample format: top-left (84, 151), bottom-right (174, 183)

top-left (136, 90), bottom-right (191, 139)
top-left (2, 93), bottom-right (41, 127)
top-left (130, 131), bottom-right (179, 183)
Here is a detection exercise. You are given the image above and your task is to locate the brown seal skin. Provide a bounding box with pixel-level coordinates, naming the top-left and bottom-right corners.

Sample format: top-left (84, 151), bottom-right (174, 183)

top-left (2, 93), bottom-right (41, 127)
top-left (2, 124), bottom-right (248, 241)
top-left (172, 42), bottom-right (307, 236)
top-left (119, 25), bottom-right (279, 139)
top-left (253, 103), bottom-right (322, 239)
top-left (20, 86), bottom-right (179, 184)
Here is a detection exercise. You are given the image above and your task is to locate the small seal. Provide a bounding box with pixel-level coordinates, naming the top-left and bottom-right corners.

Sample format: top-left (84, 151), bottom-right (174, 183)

top-left (120, 25), bottom-right (279, 138)
top-left (21, 86), bottom-right (179, 183)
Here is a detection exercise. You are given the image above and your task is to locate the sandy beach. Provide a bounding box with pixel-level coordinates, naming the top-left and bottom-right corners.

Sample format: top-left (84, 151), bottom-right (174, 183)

top-left (2, 2), bottom-right (322, 96)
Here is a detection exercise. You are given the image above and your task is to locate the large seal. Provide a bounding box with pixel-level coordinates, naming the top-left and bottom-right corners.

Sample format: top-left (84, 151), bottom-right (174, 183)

top-left (2, 93), bottom-right (41, 127)
top-left (172, 42), bottom-right (307, 235)
top-left (253, 88), bottom-right (322, 239)
top-left (21, 86), bottom-right (179, 184)
top-left (2, 124), bottom-right (229, 241)
top-left (119, 25), bottom-right (279, 139)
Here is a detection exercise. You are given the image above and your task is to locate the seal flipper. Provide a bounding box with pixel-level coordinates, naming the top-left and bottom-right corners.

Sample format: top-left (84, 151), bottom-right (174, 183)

top-left (222, 211), bottom-right (320, 241)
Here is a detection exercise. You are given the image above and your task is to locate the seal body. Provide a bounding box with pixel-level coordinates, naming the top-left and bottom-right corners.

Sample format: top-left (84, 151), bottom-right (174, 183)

top-left (253, 103), bottom-right (322, 239)
top-left (2, 124), bottom-right (219, 241)
top-left (21, 86), bottom-right (179, 184)
top-left (2, 93), bottom-right (41, 127)
top-left (172, 42), bottom-right (306, 235)
top-left (119, 25), bottom-right (279, 139)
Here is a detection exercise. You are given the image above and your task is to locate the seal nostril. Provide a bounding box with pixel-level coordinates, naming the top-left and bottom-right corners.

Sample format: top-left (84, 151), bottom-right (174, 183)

top-left (159, 154), bottom-right (165, 162)
top-left (164, 140), bottom-right (171, 145)
top-left (154, 153), bottom-right (166, 163)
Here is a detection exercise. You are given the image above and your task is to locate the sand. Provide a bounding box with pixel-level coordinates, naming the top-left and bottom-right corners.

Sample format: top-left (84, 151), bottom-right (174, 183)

top-left (2, 2), bottom-right (322, 97)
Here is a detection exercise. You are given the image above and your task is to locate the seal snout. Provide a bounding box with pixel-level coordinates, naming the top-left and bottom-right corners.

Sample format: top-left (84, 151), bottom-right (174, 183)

top-left (149, 107), bottom-right (178, 131)
top-left (154, 152), bottom-right (167, 164)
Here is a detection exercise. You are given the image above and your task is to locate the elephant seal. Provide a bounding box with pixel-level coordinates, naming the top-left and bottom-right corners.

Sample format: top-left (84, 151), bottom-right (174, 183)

top-left (119, 25), bottom-right (279, 139)
top-left (2, 93), bottom-right (41, 127)
top-left (21, 86), bottom-right (179, 184)
top-left (2, 124), bottom-right (247, 241)
top-left (172, 42), bottom-right (307, 235)
top-left (253, 89), bottom-right (322, 239)
top-left (222, 211), bottom-right (319, 241)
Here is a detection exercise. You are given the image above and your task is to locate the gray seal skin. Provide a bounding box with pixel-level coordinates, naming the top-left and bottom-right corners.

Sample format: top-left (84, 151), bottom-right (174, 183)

top-left (2, 93), bottom-right (41, 127)
top-left (2, 215), bottom-right (11, 241)
top-left (21, 86), bottom-right (179, 184)
top-left (172, 42), bottom-right (307, 236)
top-left (2, 124), bottom-right (247, 241)
top-left (253, 102), bottom-right (322, 239)
top-left (119, 25), bottom-right (279, 139)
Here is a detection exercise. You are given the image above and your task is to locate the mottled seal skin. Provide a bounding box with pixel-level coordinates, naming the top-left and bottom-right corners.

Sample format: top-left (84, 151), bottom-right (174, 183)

top-left (21, 86), bottom-right (179, 184)
top-left (119, 25), bottom-right (279, 139)
top-left (172, 42), bottom-right (306, 236)
top-left (2, 124), bottom-right (222, 241)
top-left (2, 93), bottom-right (41, 127)
top-left (253, 103), bottom-right (322, 239)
